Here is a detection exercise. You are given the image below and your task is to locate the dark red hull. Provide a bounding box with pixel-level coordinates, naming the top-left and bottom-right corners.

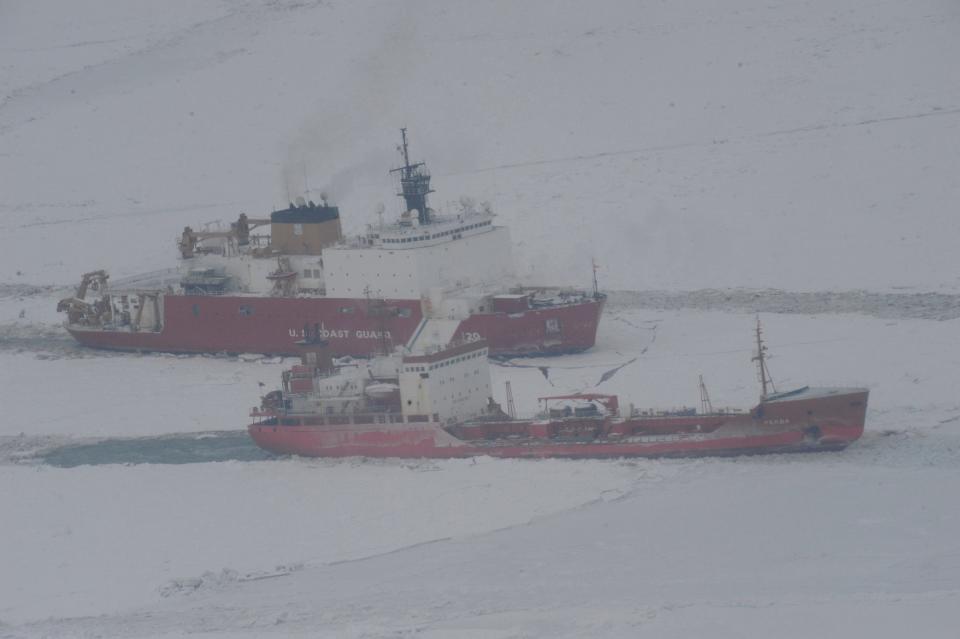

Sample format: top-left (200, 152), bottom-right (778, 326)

top-left (66, 293), bottom-right (605, 357)
top-left (248, 389), bottom-right (868, 459)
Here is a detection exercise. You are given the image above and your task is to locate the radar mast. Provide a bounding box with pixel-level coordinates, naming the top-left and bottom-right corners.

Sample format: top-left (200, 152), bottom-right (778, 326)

top-left (751, 316), bottom-right (777, 400)
top-left (390, 128), bottom-right (434, 225)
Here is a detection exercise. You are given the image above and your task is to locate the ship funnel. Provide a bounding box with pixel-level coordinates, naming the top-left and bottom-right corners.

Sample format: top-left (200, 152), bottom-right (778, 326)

top-left (296, 334), bottom-right (333, 373)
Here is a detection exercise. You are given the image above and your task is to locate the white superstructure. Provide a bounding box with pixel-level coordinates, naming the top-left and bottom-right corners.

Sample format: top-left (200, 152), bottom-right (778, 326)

top-left (168, 202), bottom-right (514, 307)
top-left (166, 132), bottom-right (517, 308)
top-left (176, 252), bottom-right (325, 296)
top-left (323, 207), bottom-right (515, 300)
top-left (399, 343), bottom-right (491, 424)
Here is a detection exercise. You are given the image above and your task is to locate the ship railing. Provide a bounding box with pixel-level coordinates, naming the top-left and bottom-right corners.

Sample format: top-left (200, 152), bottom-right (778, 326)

top-left (179, 286), bottom-right (230, 296)
top-left (513, 287), bottom-right (596, 308)
top-left (251, 409), bottom-right (431, 427)
top-left (110, 268), bottom-right (180, 290)
top-left (630, 406), bottom-right (746, 417)
top-left (99, 287), bottom-right (169, 296)
top-left (247, 234), bottom-right (270, 248)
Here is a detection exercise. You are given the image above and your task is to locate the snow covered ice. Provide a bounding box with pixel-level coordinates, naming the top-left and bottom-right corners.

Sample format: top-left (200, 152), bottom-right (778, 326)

top-left (2, 0), bottom-right (960, 636)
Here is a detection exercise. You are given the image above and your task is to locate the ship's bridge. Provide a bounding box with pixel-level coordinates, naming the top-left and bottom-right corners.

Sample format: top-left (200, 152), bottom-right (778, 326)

top-left (365, 210), bottom-right (496, 250)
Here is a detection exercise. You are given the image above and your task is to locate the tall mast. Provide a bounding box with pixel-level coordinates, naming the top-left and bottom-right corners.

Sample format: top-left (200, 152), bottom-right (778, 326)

top-left (400, 127), bottom-right (411, 167)
top-left (751, 316), bottom-right (776, 400)
top-left (591, 258), bottom-right (600, 298)
top-left (699, 374), bottom-right (713, 414)
top-left (390, 128), bottom-right (434, 225)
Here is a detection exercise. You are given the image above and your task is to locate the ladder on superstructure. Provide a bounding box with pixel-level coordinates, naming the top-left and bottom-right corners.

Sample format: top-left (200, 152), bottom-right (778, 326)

top-left (505, 381), bottom-right (517, 420)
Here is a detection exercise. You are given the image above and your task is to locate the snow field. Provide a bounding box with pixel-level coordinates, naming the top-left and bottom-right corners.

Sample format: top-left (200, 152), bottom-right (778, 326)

top-left (2, 0), bottom-right (960, 635)
top-left (0, 456), bottom-right (643, 625)
top-left (1, 307), bottom-right (958, 635)
top-left (1, 0), bottom-right (959, 291)
top-left (6, 434), bottom-right (959, 637)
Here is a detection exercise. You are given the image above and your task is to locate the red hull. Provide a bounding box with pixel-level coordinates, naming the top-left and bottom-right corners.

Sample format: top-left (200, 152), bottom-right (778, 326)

top-left (66, 294), bottom-right (605, 357)
top-left (248, 389), bottom-right (868, 460)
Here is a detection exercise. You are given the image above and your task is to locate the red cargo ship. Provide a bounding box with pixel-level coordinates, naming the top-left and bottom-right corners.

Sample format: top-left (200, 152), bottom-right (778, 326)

top-left (248, 320), bottom-right (868, 459)
top-left (58, 130), bottom-right (605, 357)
